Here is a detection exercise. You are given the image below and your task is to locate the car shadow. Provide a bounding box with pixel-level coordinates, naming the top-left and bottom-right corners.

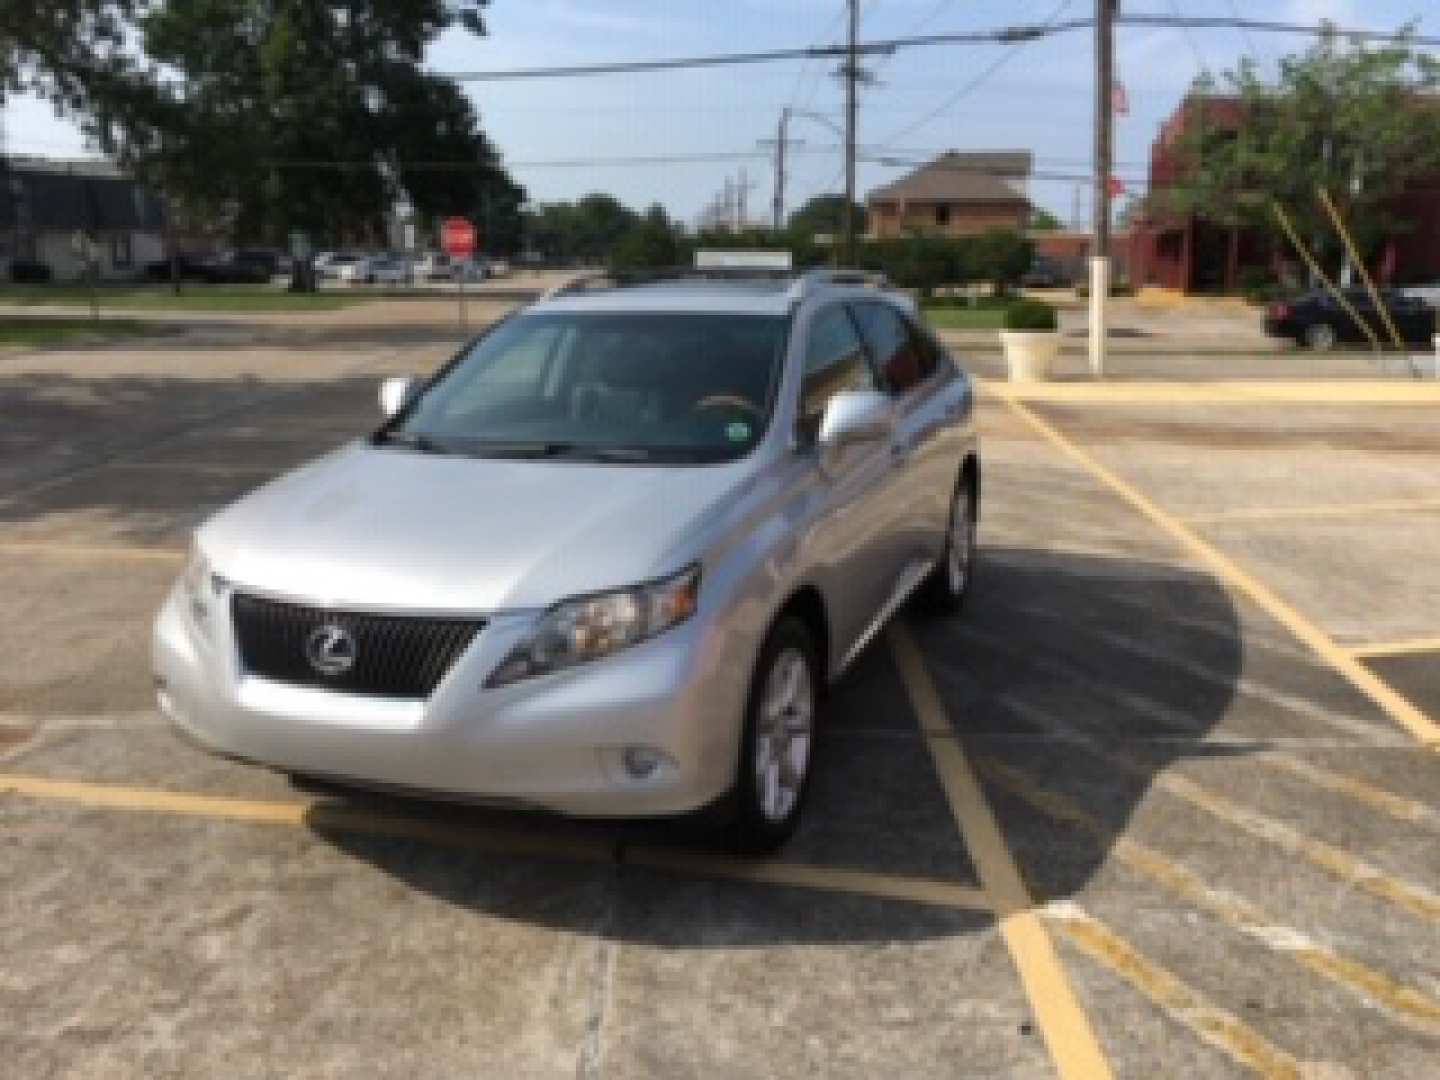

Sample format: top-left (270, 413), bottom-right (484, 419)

top-left (309, 543), bottom-right (1245, 946)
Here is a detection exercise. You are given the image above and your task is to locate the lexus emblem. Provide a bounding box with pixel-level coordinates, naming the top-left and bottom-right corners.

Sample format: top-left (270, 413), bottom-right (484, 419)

top-left (305, 623), bottom-right (356, 676)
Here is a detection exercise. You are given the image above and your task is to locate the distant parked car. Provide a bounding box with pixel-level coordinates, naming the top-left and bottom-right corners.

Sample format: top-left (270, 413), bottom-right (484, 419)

top-left (1400, 282), bottom-right (1440, 310)
top-left (143, 254), bottom-right (216, 283)
top-left (9, 259), bottom-right (53, 284)
top-left (1264, 288), bottom-right (1437, 350)
top-left (1020, 257), bottom-right (1069, 289)
top-left (453, 258), bottom-right (489, 283)
top-left (232, 248), bottom-right (292, 280)
top-left (321, 252), bottom-right (364, 283)
top-left (358, 253), bottom-right (412, 286)
top-left (413, 251), bottom-right (454, 281)
top-left (199, 252), bottom-right (272, 285)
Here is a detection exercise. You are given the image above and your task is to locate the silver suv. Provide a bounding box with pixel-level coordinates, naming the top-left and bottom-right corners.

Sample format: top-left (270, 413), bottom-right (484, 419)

top-left (152, 268), bottom-right (980, 851)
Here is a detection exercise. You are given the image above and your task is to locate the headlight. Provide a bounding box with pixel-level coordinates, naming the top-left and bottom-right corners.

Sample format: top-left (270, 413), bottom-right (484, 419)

top-left (181, 543), bottom-right (225, 633)
top-left (486, 565), bottom-right (700, 688)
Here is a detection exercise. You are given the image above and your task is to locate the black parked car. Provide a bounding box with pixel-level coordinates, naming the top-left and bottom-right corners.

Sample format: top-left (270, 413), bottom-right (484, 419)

top-left (143, 254), bottom-right (219, 283)
top-left (1264, 288), bottom-right (1437, 350)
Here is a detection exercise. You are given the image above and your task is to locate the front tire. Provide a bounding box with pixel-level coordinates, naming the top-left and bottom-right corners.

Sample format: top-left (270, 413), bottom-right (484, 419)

top-left (1305, 322), bottom-right (1338, 351)
top-left (917, 471), bottom-right (977, 614)
top-left (725, 618), bottom-right (819, 854)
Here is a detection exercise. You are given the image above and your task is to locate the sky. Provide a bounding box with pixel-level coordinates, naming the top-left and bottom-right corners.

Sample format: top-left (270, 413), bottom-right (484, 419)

top-left (3, 0), bottom-right (1432, 228)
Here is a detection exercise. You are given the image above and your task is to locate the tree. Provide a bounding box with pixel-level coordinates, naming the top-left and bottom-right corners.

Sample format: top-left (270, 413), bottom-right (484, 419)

top-left (1030, 207), bottom-right (1064, 231)
top-left (610, 204), bottom-right (683, 270)
top-left (970, 228), bottom-right (1033, 296)
top-left (787, 194), bottom-right (865, 242)
top-left (2, 2), bottom-right (143, 111)
top-left (1158, 25), bottom-right (1440, 276)
top-left (69, 1), bottom-right (522, 248)
top-left (526, 195), bottom-right (643, 262)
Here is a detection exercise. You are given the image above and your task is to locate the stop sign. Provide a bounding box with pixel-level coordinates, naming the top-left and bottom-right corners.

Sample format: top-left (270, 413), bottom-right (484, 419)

top-left (441, 217), bottom-right (476, 258)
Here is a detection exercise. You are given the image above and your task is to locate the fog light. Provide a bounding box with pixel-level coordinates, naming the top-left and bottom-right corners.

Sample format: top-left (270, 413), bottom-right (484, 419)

top-left (622, 746), bottom-right (664, 780)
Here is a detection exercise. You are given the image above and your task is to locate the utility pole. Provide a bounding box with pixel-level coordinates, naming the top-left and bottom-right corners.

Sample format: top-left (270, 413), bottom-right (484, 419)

top-left (842, 0), bottom-right (860, 266)
top-left (1089, 0), bottom-right (1117, 378)
top-left (772, 109), bottom-right (789, 230)
top-left (760, 109), bottom-right (808, 232)
top-left (736, 168), bottom-right (756, 230)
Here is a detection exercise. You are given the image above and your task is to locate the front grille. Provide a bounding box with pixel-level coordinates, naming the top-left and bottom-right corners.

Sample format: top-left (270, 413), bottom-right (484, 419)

top-left (232, 592), bottom-right (484, 699)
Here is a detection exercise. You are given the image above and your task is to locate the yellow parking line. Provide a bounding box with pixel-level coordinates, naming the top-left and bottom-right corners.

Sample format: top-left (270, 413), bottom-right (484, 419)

top-left (1047, 909), bottom-right (1304, 1079)
top-left (988, 688), bottom-right (1440, 924)
top-left (984, 379), bottom-right (1440, 404)
top-left (1182, 497), bottom-right (1440, 525)
top-left (1348, 637), bottom-right (1440, 660)
top-left (888, 625), bottom-right (1113, 1080)
top-left (0, 773), bottom-right (990, 915)
top-left (1261, 755), bottom-right (1440, 832)
top-left (0, 541), bottom-right (184, 562)
top-left (992, 390), bottom-right (1440, 749)
top-left (979, 758), bottom-right (1440, 1037)
top-left (626, 849), bottom-right (990, 912)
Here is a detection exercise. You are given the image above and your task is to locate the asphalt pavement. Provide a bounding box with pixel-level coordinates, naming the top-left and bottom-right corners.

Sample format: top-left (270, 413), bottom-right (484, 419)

top-left (2, 319), bottom-right (1438, 1078)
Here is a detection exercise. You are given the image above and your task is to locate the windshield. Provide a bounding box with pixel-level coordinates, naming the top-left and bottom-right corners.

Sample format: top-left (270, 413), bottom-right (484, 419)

top-left (384, 311), bottom-right (789, 463)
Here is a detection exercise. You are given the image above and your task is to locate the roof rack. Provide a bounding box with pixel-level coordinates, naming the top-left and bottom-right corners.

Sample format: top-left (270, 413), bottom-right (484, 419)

top-left (538, 265), bottom-right (893, 303)
top-left (783, 267), bottom-right (891, 303)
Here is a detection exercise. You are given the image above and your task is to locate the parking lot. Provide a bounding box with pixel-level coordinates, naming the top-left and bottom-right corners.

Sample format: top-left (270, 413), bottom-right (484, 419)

top-left (2, 324), bottom-right (1439, 1078)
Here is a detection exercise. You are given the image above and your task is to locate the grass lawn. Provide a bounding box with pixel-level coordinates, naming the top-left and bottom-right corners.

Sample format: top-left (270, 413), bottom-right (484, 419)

top-left (921, 300), bottom-right (1012, 331)
top-left (0, 317), bottom-right (165, 347)
top-left (0, 284), bottom-right (363, 313)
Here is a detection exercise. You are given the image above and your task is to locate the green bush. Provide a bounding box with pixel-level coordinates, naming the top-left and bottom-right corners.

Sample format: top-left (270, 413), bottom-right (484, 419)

top-left (1003, 299), bottom-right (1059, 332)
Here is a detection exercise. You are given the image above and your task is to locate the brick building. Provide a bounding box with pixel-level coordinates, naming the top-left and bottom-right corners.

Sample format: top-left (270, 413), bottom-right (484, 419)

top-left (1130, 95), bottom-right (1440, 292)
top-left (866, 151), bottom-right (1031, 240)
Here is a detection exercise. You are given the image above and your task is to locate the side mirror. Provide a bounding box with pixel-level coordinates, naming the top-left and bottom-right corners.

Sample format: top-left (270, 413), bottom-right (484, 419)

top-left (816, 389), bottom-right (892, 471)
top-left (379, 376), bottom-right (418, 419)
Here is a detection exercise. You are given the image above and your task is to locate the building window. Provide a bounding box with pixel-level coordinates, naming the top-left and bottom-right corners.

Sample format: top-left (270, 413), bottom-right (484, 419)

top-left (110, 233), bottom-right (132, 268)
top-left (935, 204), bottom-right (951, 226)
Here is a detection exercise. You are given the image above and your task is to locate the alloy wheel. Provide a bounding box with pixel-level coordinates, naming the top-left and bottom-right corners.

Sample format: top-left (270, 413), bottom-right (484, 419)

top-left (947, 491), bottom-right (975, 596)
top-left (753, 647), bottom-right (814, 824)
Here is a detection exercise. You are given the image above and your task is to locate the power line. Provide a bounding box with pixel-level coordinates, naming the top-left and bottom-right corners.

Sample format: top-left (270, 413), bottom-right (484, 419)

top-left (1223, 0), bottom-right (1263, 63)
top-left (434, 17), bottom-right (1440, 83)
top-left (1165, 0), bottom-right (1213, 76)
top-left (874, 0), bottom-right (1074, 151)
top-left (1120, 14), bottom-right (1439, 47)
top-left (438, 20), bottom-right (1096, 82)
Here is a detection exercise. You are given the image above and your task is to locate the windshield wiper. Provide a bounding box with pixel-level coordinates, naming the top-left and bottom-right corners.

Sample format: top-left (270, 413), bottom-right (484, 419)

top-left (378, 430), bottom-right (447, 455)
top-left (448, 440), bottom-right (656, 462)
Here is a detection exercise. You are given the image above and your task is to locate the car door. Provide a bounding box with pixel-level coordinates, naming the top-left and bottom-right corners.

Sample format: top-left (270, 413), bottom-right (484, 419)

top-left (795, 302), bottom-right (900, 657)
top-left (849, 300), bottom-right (952, 570)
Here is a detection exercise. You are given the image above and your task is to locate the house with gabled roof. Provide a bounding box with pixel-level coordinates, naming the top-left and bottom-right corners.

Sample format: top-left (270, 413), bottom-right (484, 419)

top-left (866, 150), bottom-right (1032, 239)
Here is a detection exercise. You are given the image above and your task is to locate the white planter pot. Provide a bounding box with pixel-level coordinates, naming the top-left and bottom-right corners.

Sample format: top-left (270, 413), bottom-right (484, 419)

top-left (1000, 330), bottom-right (1061, 382)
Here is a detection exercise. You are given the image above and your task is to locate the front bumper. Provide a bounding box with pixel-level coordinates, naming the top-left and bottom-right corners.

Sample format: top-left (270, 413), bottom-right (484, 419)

top-left (152, 584), bottom-right (750, 817)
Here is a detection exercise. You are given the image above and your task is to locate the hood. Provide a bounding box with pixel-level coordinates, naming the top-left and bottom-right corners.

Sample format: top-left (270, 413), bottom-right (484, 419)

top-left (199, 442), bottom-right (752, 612)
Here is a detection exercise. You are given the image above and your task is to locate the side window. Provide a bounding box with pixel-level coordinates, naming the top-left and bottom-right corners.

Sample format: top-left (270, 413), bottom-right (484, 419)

top-left (852, 302), bottom-right (936, 395)
top-left (798, 304), bottom-right (876, 440)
